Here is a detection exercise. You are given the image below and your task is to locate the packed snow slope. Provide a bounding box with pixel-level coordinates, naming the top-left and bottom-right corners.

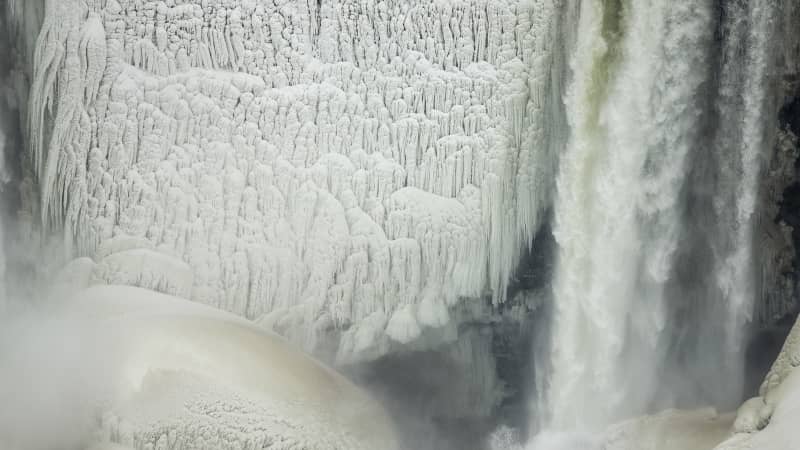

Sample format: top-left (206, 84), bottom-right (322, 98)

top-left (0, 283), bottom-right (399, 450)
top-left (23, 0), bottom-right (568, 363)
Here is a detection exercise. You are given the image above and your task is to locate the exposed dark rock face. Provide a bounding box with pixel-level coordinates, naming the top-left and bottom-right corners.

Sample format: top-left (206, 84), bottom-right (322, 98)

top-left (769, 0), bottom-right (800, 315)
top-left (748, 0), bottom-right (800, 398)
top-left (782, 93), bottom-right (800, 138)
top-left (776, 91), bottom-right (800, 290)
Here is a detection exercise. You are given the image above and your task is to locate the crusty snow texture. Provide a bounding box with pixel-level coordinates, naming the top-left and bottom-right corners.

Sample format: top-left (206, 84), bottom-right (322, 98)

top-left (29, 0), bottom-right (563, 361)
top-left (714, 317), bottom-right (800, 450)
top-left (68, 285), bottom-right (400, 450)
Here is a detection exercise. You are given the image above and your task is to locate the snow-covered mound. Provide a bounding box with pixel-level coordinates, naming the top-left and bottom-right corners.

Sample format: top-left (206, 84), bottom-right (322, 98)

top-left (53, 284), bottom-right (399, 450)
top-left (713, 316), bottom-right (800, 450)
top-left (23, 0), bottom-right (567, 362)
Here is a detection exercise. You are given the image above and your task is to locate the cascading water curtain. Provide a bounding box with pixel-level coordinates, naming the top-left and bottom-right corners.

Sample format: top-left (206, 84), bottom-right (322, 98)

top-left (536, 0), bottom-right (780, 434)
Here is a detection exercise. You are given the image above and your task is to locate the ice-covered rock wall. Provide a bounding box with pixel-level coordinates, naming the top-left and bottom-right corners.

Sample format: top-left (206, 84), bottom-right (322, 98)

top-left (22, 0), bottom-right (569, 363)
top-left (758, 0), bottom-right (800, 326)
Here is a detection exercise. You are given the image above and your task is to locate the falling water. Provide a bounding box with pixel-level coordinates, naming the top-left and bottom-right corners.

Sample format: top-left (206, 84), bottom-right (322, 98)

top-left (709, 0), bottom-right (780, 357)
top-left (538, 0), bottom-right (781, 433)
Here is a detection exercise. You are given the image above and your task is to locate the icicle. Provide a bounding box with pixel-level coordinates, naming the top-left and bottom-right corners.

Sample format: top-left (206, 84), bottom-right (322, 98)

top-left (79, 12), bottom-right (106, 106)
top-left (22, 0), bottom-right (568, 364)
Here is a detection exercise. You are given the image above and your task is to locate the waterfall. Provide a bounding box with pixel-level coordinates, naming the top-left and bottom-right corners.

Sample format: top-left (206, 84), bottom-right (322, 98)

top-left (709, 0), bottom-right (780, 357)
top-left (538, 0), bottom-right (781, 432)
top-left (1, 0), bottom-right (46, 304)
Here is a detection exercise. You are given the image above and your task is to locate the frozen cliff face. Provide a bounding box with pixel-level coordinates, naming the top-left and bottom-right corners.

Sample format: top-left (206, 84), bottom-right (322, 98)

top-left (754, 0), bottom-right (800, 327)
top-left (747, 0), bottom-right (800, 403)
top-left (21, 0), bottom-right (568, 366)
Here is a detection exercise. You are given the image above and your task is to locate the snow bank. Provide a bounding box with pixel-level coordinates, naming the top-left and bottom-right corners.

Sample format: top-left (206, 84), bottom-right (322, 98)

top-left (66, 284), bottom-right (400, 450)
top-left (26, 0), bottom-right (568, 361)
top-left (714, 316), bottom-right (800, 450)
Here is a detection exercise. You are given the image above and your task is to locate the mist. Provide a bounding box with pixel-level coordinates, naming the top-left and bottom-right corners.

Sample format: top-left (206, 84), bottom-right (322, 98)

top-left (0, 300), bottom-right (126, 450)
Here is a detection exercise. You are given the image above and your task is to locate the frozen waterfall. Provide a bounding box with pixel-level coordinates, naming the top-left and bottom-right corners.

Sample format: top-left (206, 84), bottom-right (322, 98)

top-left (17, 0), bottom-right (571, 368)
top-left (2, 0), bottom-right (800, 449)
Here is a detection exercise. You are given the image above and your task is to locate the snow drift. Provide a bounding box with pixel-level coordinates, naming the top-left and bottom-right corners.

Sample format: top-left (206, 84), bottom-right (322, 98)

top-left (0, 283), bottom-right (399, 450)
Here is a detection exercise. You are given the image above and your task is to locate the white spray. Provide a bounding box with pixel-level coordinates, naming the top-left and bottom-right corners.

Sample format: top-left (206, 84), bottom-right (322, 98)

top-left (536, 0), bottom-right (779, 432)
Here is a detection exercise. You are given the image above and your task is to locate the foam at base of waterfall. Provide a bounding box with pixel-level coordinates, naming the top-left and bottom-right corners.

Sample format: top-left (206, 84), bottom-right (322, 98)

top-left (488, 409), bottom-right (732, 450)
top-left (488, 428), bottom-right (599, 450)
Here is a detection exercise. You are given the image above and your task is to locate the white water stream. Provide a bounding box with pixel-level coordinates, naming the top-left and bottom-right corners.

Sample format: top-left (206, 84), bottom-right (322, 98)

top-left (539, 0), bottom-right (779, 433)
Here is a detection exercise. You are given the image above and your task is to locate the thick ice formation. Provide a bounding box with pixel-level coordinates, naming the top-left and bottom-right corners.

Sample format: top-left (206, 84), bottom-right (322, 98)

top-left (714, 317), bottom-right (800, 450)
top-left (65, 284), bottom-right (399, 450)
top-left (25, 0), bottom-right (567, 361)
